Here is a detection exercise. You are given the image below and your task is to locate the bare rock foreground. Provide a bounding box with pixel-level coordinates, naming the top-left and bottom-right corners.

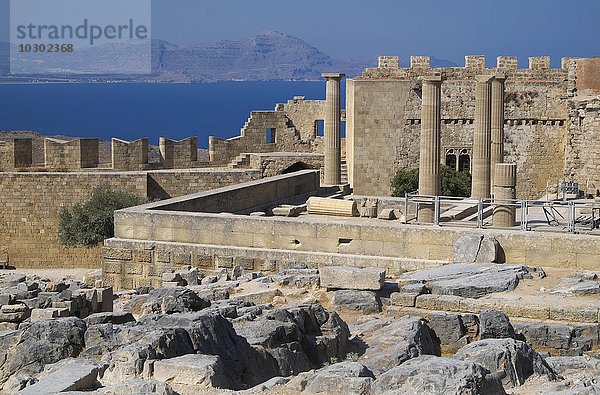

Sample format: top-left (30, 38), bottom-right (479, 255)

top-left (1, 262), bottom-right (599, 394)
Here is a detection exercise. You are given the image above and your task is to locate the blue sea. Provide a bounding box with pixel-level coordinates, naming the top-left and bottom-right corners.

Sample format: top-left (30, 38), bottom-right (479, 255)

top-left (0, 81), bottom-right (347, 148)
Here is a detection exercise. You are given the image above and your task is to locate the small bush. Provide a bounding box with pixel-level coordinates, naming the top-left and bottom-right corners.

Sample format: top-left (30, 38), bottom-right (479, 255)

top-left (59, 186), bottom-right (148, 247)
top-left (391, 168), bottom-right (419, 197)
top-left (440, 165), bottom-right (472, 197)
top-left (391, 166), bottom-right (472, 198)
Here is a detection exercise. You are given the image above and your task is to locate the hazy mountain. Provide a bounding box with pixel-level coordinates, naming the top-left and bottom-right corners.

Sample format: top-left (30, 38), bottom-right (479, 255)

top-left (0, 32), bottom-right (459, 82)
top-left (151, 31), bottom-right (369, 82)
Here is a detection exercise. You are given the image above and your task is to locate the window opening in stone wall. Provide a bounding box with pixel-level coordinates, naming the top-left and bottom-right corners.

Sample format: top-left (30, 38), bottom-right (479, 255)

top-left (266, 128), bottom-right (276, 144)
top-left (315, 120), bottom-right (324, 137)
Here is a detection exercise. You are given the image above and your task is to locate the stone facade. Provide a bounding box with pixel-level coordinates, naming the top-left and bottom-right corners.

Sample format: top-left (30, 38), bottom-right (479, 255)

top-left (348, 55), bottom-right (600, 198)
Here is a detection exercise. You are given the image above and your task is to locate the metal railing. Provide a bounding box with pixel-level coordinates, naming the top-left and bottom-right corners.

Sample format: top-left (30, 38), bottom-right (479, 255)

top-left (403, 193), bottom-right (600, 234)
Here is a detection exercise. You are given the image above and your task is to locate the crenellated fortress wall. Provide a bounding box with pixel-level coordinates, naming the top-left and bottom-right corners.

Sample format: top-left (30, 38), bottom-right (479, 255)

top-left (348, 55), bottom-right (600, 197)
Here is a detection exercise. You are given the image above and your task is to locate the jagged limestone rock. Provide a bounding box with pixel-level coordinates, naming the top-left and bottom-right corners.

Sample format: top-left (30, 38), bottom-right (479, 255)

top-left (371, 355), bottom-right (505, 394)
top-left (454, 338), bottom-right (556, 388)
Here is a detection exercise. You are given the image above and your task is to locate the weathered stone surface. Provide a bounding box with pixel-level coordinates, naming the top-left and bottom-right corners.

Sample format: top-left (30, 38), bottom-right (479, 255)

top-left (331, 290), bottom-right (381, 314)
top-left (270, 269), bottom-right (320, 288)
top-left (350, 316), bottom-right (440, 375)
top-left (514, 322), bottom-right (599, 356)
top-left (553, 275), bottom-right (600, 295)
top-left (0, 317), bottom-right (86, 386)
top-left (377, 208), bottom-right (396, 220)
top-left (153, 354), bottom-right (233, 390)
top-left (231, 288), bottom-right (282, 305)
top-left (320, 266), bottom-right (385, 291)
top-left (454, 338), bottom-right (556, 388)
top-left (84, 312), bottom-right (135, 326)
top-left (18, 358), bottom-right (107, 395)
top-left (546, 356), bottom-right (600, 377)
top-left (479, 310), bottom-right (516, 340)
top-left (402, 263), bottom-right (527, 298)
top-left (371, 355), bottom-right (505, 394)
top-left (111, 312), bottom-right (280, 389)
top-left (141, 287), bottom-right (211, 315)
top-left (453, 234), bottom-right (500, 263)
top-left (288, 362), bottom-right (375, 394)
top-left (427, 312), bottom-right (467, 345)
top-left (234, 305), bottom-right (350, 376)
top-left (389, 292), bottom-right (419, 307)
top-left (96, 379), bottom-right (173, 395)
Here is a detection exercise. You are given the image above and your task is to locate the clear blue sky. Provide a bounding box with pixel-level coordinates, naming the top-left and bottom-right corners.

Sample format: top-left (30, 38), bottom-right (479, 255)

top-left (2, 0), bottom-right (599, 66)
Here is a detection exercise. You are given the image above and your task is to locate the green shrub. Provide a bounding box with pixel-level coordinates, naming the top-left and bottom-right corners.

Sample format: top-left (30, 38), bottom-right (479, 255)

top-left (390, 168), bottom-right (419, 197)
top-left (391, 166), bottom-right (472, 197)
top-left (59, 186), bottom-right (148, 247)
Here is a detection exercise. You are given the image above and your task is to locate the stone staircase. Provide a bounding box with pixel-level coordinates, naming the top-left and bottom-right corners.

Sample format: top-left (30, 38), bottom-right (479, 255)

top-left (341, 161), bottom-right (348, 184)
top-left (228, 153), bottom-right (251, 169)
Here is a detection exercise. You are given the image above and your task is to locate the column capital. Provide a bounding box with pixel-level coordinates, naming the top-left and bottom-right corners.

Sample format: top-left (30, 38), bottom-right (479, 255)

top-left (419, 74), bottom-right (446, 84)
top-left (321, 73), bottom-right (345, 79)
top-left (494, 71), bottom-right (507, 82)
top-left (475, 75), bottom-right (495, 84)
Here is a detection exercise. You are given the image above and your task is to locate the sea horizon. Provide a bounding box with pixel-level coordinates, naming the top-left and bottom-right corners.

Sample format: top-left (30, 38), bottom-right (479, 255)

top-left (0, 80), bottom-right (347, 148)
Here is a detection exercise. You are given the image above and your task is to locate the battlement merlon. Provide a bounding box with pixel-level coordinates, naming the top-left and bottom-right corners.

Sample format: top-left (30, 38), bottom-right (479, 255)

top-left (358, 55), bottom-right (600, 82)
top-left (0, 138), bottom-right (33, 171)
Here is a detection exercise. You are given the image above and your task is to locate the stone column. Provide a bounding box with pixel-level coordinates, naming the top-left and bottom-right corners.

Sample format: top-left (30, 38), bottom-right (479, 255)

top-left (418, 75), bottom-right (445, 223)
top-left (490, 72), bottom-right (506, 189)
top-left (322, 73), bottom-right (345, 185)
top-left (493, 163), bottom-right (517, 227)
top-left (471, 75), bottom-right (495, 199)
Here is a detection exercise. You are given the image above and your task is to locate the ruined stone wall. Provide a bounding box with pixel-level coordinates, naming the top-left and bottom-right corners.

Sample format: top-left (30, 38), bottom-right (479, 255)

top-left (112, 138), bottom-right (149, 171)
top-left (564, 97), bottom-right (600, 193)
top-left (348, 55), bottom-right (573, 198)
top-left (44, 138), bottom-right (99, 170)
top-left (0, 138), bottom-right (32, 171)
top-left (0, 169), bottom-right (261, 268)
top-left (208, 111), bottom-right (315, 165)
top-left (280, 97), bottom-right (327, 144)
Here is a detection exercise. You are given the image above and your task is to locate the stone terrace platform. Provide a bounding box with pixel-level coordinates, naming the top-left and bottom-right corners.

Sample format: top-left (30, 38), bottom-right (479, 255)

top-left (102, 171), bottom-right (600, 290)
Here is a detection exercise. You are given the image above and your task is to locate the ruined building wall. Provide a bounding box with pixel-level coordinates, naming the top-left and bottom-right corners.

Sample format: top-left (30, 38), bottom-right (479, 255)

top-left (209, 98), bottom-right (329, 165)
top-left (348, 55), bottom-right (575, 198)
top-left (209, 111), bottom-right (314, 165)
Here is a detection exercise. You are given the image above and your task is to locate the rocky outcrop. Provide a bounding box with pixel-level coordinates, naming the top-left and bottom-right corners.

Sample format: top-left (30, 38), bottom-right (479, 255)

top-left (0, 317), bottom-right (87, 388)
top-left (331, 290), bottom-right (381, 314)
top-left (287, 362), bottom-right (375, 394)
top-left (454, 338), bottom-right (556, 388)
top-left (400, 263), bottom-right (529, 298)
top-left (371, 355), bottom-right (506, 395)
top-left (479, 310), bottom-right (516, 340)
top-left (140, 287), bottom-right (211, 315)
top-left (233, 304), bottom-right (350, 376)
top-left (349, 316), bottom-right (440, 375)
